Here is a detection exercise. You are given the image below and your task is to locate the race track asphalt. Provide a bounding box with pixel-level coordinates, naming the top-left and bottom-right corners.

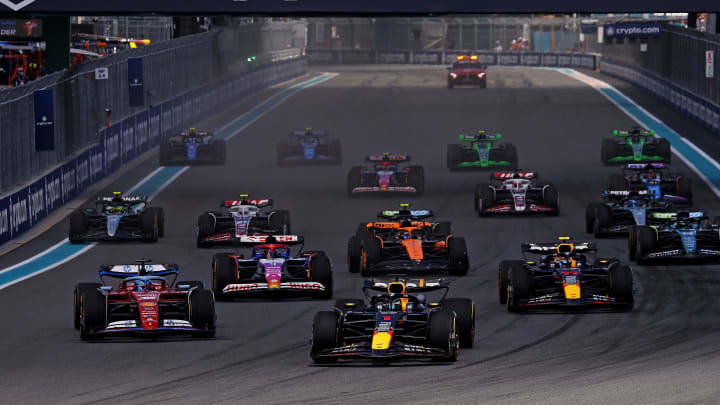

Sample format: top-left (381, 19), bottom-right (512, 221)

top-left (1, 65), bottom-right (720, 405)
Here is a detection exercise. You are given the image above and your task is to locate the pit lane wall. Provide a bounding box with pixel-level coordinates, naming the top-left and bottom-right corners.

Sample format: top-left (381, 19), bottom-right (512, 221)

top-left (0, 54), bottom-right (306, 245)
top-left (306, 49), bottom-right (597, 69)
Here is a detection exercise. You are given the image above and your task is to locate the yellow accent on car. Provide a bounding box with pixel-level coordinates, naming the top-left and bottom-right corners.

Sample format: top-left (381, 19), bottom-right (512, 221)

top-left (372, 332), bottom-right (393, 350)
top-left (564, 284), bottom-right (581, 299)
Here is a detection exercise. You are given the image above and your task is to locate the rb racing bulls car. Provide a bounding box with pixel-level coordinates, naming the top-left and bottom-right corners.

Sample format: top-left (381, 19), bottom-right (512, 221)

top-left (197, 195), bottom-right (291, 247)
top-left (211, 235), bottom-right (333, 300)
top-left (73, 260), bottom-right (215, 340)
top-left (311, 278), bottom-right (475, 363)
top-left (347, 153), bottom-right (424, 197)
top-left (474, 171), bottom-right (559, 216)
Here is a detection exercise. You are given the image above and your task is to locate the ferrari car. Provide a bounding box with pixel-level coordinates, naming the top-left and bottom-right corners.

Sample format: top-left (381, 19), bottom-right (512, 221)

top-left (601, 127), bottom-right (671, 165)
top-left (498, 237), bottom-right (634, 311)
top-left (196, 195), bottom-right (291, 247)
top-left (347, 153), bottom-right (424, 196)
top-left (211, 234), bottom-right (332, 300)
top-left (447, 55), bottom-right (487, 89)
top-left (347, 204), bottom-right (452, 273)
top-left (159, 128), bottom-right (226, 166)
top-left (311, 278), bottom-right (475, 363)
top-left (607, 163), bottom-right (691, 204)
top-left (277, 128), bottom-right (342, 165)
top-left (349, 212), bottom-right (468, 276)
top-left (586, 189), bottom-right (671, 237)
top-left (631, 211), bottom-right (720, 264)
top-left (447, 131), bottom-right (518, 171)
top-left (73, 259), bottom-right (215, 340)
top-left (474, 171), bottom-right (559, 215)
top-left (68, 192), bottom-right (164, 244)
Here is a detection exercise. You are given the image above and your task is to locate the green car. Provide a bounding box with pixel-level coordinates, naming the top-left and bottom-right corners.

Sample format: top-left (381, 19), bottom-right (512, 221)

top-left (447, 131), bottom-right (518, 171)
top-left (601, 127), bottom-right (671, 166)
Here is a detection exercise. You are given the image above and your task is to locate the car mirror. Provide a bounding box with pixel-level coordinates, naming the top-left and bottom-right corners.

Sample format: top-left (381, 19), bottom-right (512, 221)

top-left (177, 284), bottom-right (190, 290)
top-left (100, 286), bottom-right (112, 291)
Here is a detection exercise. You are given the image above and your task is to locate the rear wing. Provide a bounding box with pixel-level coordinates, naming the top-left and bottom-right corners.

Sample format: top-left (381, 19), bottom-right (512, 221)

top-left (290, 130), bottom-right (327, 137)
top-left (492, 172), bottom-right (536, 180)
top-left (377, 209), bottom-right (434, 220)
top-left (604, 189), bottom-right (650, 198)
top-left (521, 241), bottom-right (597, 254)
top-left (363, 278), bottom-right (449, 293)
top-left (459, 132), bottom-right (500, 142)
top-left (623, 163), bottom-right (666, 171)
top-left (613, 128), bottom-right (655, 137)
top-left (366, 154), bottom-right (410, 163)
top-left (99, 263), bottom-right (179, 284)
top-left (237, 235), bottom-right (304, 246)
top-left (98, 195), bottom-right (147, 203)
top-left (180, 130), bottom-right (211, 137)
top-left (222, 199), bottom-right (273, 208)
top-left (651, 211), bottom-right (706, 221)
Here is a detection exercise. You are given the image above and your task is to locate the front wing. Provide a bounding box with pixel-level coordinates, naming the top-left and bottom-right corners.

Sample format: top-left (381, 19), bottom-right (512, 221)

top-left (313, 341), bottom-right (451, 361)
top-left (222, 281), bottom-right (328, 295)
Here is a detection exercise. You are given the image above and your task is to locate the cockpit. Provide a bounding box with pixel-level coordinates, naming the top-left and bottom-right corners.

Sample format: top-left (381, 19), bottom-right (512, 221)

top-left (503, 178), bottom-right (530, 191)
top-left (121, 277), bottom-right (168, 292)
top-left (229, 204), bottom-right (259, 217)
top-left (300, 135), bottom-right (319, 147)
top-left (252, 246), bottom-right (291, 259)
top-left (375, 163), bottom-right (398, 172)
top-left (369, 282), bottom-right (426, 312)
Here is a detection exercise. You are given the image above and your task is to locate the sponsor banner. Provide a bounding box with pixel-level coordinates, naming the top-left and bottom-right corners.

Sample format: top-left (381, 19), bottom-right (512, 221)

top-left (8, 191), bottom-right (30, 239)
top-left (27, 177), bottom-right (46, 227)
top-left (104, 123), bottom-right (121, 173)
top-left (342, 50), bottom-right (374, 63)
top-left (0, 194), bottom-right (10, 244)
top-left (521, 53), bottom-right (542, 66)
top-left (603, 22), bottom-right (662, 38)
top-left (43, 167), bottom-right (62, 213)
top-left (161, 101), bottom-right (173, 140)
top-left (60, 159), bottom-right (78, 204)
top-left (173, 98), bottom-right (183, 135)
top-left (581, 23), bottom-right (597, 34)
top-left (128, 57), bottom-right (145, 107)
top-left (412, 51), bottom-right (441, 64)
top-left (75, 149), bottom-right (92, 195)
top-left (33, 88), bottom-right (54, 151)
top-left (120, 117), bottom-right (136, 163)
top-left (183, 95), bottom-right (193, 129)
top-left (377, 52), bottom-right (407, 64)
top-left (148, 106), bottom-right (161, 146)
top-left (135, 110), bottom-right (149, 152)
top-left (88, 143), bottom-right (105, 183)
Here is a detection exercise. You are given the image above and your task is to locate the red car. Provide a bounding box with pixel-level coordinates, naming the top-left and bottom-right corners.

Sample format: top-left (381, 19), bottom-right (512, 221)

top-left (447, 55), bottom-right (487, 89)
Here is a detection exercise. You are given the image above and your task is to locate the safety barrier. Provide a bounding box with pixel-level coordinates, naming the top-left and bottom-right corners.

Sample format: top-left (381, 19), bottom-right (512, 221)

top-left (0, 56), bottom-right (307, 245)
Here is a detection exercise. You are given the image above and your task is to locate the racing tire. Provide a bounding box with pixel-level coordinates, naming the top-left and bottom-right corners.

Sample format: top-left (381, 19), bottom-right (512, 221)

top-left (677, 177), bottom-right (692, 202)
top-left (310, 255), bottom-right (333, 299)
top-left (601, 139), bottom-right (617, 165)
top-left (333, 298), bottom-right (364, 313)
top-left (585, 202), bottom-right (603, 234)
top-left (428, 311), bottom-right (458, 362)
top-left (212, 253), bottom-right (237, 301)
top-left (361, 238), bottom-right (382, 277)
top-left (140, 209), bottom-right (159, 243)
top-left (713, 216), bottom-right (720, 227)
top-left (269, 210), bottom-right (291, 234)
top-left (586, 203), bottom-right (612, 236)
top-left (177, 280), bottom-right (205, 290)
top-left (347, 236), bottom-right (362, 273)
top-left (211, 140), bottom-right (227, 165)
top-left (407, 166), bottom-right (425, 196)
top-left (144, 207), bottom-right (165, 238)
top-left (80, 290), bottom-right (106, 340)
top-left (628, 225), bottom-right (639, 261)
top-left (503, 143), bottom-right (518, 170)
top-left (311, 311), bottom-right (341, 364)
top-left (636, 226), bottom-right (657, 265)
top-left (69, 210), bottom-right (88, 244)
top-left (276, 140), bottom-right (289, 166)
top-left (190, 289), bottom-right (216, 338)
top-left (447, 237), bottom-right (469, 276)
top-left (196, 213), bottom-right (216, 247)
top-left (447, 144), bottom-right (464, 171)
top-left (347, 167), bottom-right (363, 197)
top-left (329, 139), bottom-right (342, 165)
top-left (507, 266), bottom-right (531, 312)
top-left (74, 283), bottom-right (101, 330)
top-left (498, 260), bottom-right (524, 305)
top-left (610, 265), bottom-right (634, 311)
top-left (433, 221), bottom-right (452, 237)
top-left (657, 138), bottom-right (671, 163)
top-left (542, 185), bottom-right (560, 216)
top-left (442, 298), bottom-right (475, 348)
top-left (474, 184), bottom-right (494, 216)
top-left (607, 174), bottom-right (629, 191)
top-left (355, 222), bottom-right (372, 241)
top-left (158, 141), bottom-right (173, 166)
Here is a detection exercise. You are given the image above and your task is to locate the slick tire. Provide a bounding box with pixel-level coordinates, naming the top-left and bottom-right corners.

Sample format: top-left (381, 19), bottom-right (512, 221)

top-left (636, 226), bottom-right (657, 265)
top-left (269, 210), bottom-right (291, 234)
top-left (145, 207), bottom-right (165, 238)
top-left (311, 311), bottom-right (341, 364)
top-left (361, 238), bottom-right (382, 277)
top-left (310, 255), bottom-right (333, 299)
top-left (196, 212), bottom-right (216, 247)
top-left (447, 144), bottom-right (464, 171)
top-left (347, 167), bottom-right (363, 197)
top-left (190, 289), bottom-right (216, 338)
top-left (475, 184), bottom-right (494, 216)
top-left (610, 265), bottom-right (634, 311)
top-left (498, 260), bottom-right (523, 305)
top-left (429, 311), bottom-right (458, 362)
top-left (543, 185), bottom-right (560, 216)
top-left (74, 283), bottom-right (101, 330)
top-left (657, 138), bottom-right (671, 163)
top-left (347, 236), bottom-right (362, 273)
top-left (407, 166), bottom-right (425, 196)
top-left (212, 253), bottom-right (237, 301)
top-left (140, 209), bottom-right (159, 243)
top-left (442, 298), bottom-right (475, 348)
top-left (628, 225), bottom-right (639, 261)
top-left (447, 237), bottom-right (469, 276)
top-left (69, 210), bottom-right (88, 244)
top-left (507, 265), bottom-right (531, 313)
top-left (80, 290), bottom-right (106, 341)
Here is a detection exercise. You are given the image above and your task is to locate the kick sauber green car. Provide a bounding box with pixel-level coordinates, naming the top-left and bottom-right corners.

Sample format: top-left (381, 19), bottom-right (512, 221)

top-left (601, 127), bottom-right (671, 166)
top-left (446, 131), bottom-right (518, 171)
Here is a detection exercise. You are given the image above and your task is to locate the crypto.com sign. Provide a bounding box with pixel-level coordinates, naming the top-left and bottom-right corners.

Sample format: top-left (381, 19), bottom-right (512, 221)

top-left (2, 0), bottom-right (719, 13)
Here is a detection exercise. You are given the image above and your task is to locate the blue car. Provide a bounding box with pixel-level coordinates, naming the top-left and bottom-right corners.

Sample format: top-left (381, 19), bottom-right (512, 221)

top-left (159, 128), bottom-right (226, 166)
top-left (607, 163), bottom-right (691, 205)
top-left (277, 128), bottom-right (342, 165)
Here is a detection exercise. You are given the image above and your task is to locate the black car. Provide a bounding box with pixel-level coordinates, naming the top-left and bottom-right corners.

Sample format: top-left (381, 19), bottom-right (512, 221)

top-left (607, 163), bottom-right (691, 204)
top-left (585, 189), bottom-right (671, 237)
top-left (474, 171), bottom-right (559, 215)
top-left (631, 211), bottom-right (720, 264)
top-left (601, 126), bottom-right (671, 166)
top-left (159, 128), bottom-right (226, 166)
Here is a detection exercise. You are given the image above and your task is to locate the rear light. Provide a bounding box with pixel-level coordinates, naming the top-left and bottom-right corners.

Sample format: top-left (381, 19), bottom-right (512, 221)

top-left (450, 73), bottom-right (457, 79)
top-left (478, 73), bottom-right (486, 78)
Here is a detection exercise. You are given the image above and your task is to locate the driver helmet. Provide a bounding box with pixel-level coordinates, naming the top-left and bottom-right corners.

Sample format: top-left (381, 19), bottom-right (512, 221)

top-left (111, 191), bottom-right (123, 203)
top-left (188, 127), bottom-right (197, 136)
top-left (133, 279), bottom-right (147, 292)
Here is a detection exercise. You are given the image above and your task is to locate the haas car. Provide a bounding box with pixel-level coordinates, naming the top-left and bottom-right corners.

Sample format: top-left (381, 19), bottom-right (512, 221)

top-left (347, 206), bottom-right (469, 276)
top-left (211, 235), bottom-right (332, 300)
top-left (474, 171), bottom-right (559, 216)
top-left (347, 153), bottom-right (424, 197)
top-left (69, 192), bottom-right (165, 244)
top-left (586, 189), bottom-right (671, 238)
top-left (447, 55), bottom-right (487, 89)
top-left (196, 195), bottom-right (291, 247)
top-left (631, 211), bottom-right (720, 265)
top-left (277, 128), bottom-right (342, 165)
top-left (601, 127), bottom-right (671, 165)
top-left (311, 278), bottom-right (475, 363)
top-left (498, 237), bottom-right (634, 312)
top-left (73, 260), bottom-right (215, 340)
top-left (607, 163), bottom-right (691, 204)
top-left (447, 131), bottom-right (517, 171)
top-left (159, 128), bottom-right (226, 166)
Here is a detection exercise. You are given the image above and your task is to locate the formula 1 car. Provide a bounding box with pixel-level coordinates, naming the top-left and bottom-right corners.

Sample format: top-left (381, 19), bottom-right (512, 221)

top-left (585, 189), bottom-right (672, 237)
top-left (73, 259), bottom-right (215, 340)
top-left (211, 234), bottom-right (332, 300)
top-left (159, 128), bottom-right (226, 166)
top-left (607, 163), bottom-right (691, 204)
top-left (601, 127), bottom-right (671, 165)
top-left (68, 192), bottom-right (165, 244)
top-left (347, 153), bottom-right (424, 197)
top-left (447, 131), bottom-right (517, 171)
top-left (277, 128), bottom-right (342, 165)
top-left (447, 55), bottom-right (487, 89)
top-left (311, 278), bottom-right (475, 363)
top-left (631, 211), bottom-right (720, 264)
top-left (498, 237), bottom-right (634, 311)
top-left (349, 211), bottom-right (468, 276)
top-left (474, 171), bottom-right (559, 215)
top-left (196, 195), bottom-right (291, 247)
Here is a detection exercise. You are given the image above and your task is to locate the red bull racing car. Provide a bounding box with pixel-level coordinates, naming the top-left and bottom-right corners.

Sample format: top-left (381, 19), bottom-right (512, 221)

top-left (474, 171), bottom-right (559, 215)
top-left (347, 153), bottom-right (424, 197)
